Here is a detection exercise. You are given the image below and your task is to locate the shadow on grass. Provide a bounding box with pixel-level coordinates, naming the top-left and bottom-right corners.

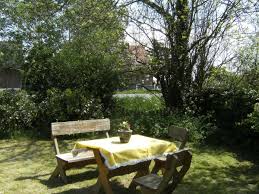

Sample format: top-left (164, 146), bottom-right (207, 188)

top-left (16, 167), bottom-right (99, 189)
top-left (174, 145), bottom-right (259, 194)
top-left (52, 179), bottom-right (141, 194)
top-left (0, 140), bottom-right (37, 163)
top-left (181, 165), bottom-right (259, 194)
top-left (0, 139), bottom-right (78, 164)
top-left (2, 140), bottom-right (259, 193)
top-left (43, 169), bottom-right (99, 189)
top-left (0, 139), bottom-right (57, 165)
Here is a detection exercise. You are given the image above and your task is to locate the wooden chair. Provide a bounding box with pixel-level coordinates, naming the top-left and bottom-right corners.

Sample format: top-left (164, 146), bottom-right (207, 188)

top-left (151, 126), bottom-right (188, 174)
top-left (49, 118), bottom-right (110, 183)
top-left (134, 149), bottom-right (192, 194)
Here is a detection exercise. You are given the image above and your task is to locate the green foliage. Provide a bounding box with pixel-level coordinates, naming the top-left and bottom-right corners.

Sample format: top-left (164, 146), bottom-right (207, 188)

top-left (0, 89), bottom-right (105, 138)
top-left (2, 0), bottom-right (126, 112)
top-left (187, 88), bottom-right (259, 147)
top-left (248, 103), bottom-right (259, 132)
top-left (39, 88), bottom-right (104, 123)
top-left (23, 0), bottom-right (125, 110)
top-left (33, 88), bottom-right (104, 137)
top-left (0, 90), bottom-right (37, 137)
top-left (204, 67), bottom-right (242, 90)
top-left (241, 102), bottom-right (259, 133)
top-left (205, 66), bottom-right (259, 93)
top-left (112, 96), bottom-right (213, 142)
top-left (2, 0), bottom-right (63, 48)
top-left (0, 41), bottom-right (24, 69)
top-left (237, 35), bottom-right (259, 91)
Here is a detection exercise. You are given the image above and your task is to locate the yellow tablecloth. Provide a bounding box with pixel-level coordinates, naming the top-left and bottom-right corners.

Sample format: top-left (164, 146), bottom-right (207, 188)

top-left (74, 135), bottom-right (177, 170)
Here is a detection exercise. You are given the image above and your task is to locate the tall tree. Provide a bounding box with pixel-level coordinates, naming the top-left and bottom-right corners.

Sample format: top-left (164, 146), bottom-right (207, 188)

top-left (123, 0), bottom-right (257, 110)
top-left (1, 0), bottom-right (126, 110)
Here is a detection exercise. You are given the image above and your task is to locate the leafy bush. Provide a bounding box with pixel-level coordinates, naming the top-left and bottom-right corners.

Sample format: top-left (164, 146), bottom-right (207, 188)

top-left (186, 88), bottom-right (259, 146)
top-left (0, 88), bottom-right (106, 138)
top-left (0, 90), bottom-right (37, 138)
top-left (112, 96), bottom-right (213, 143)
top-left (36, 88), bottom-right (105, 137)
top-left (40, 88), bottom-right (104, 121)
top-left (247, 103), bottom-right (259, 132)
top-left (23, 43), bottom-right (120, 112)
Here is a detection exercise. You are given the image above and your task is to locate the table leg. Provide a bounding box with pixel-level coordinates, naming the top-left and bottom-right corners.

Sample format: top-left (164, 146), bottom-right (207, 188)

top-left (98, 174), bottom-right (113, 194)
top-left (93, 149), bottom-right (114, 194)
top-left (93, 177), bottom-right (101, 193)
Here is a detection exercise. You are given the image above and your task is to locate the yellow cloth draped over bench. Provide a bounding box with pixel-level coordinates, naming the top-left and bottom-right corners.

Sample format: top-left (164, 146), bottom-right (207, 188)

top-left (74, 135), bottom-right (177, 170)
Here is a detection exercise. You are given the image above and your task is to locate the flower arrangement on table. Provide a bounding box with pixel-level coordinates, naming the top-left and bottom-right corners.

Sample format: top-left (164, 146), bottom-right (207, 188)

top-left (118, 121), bottom-right (132, 143)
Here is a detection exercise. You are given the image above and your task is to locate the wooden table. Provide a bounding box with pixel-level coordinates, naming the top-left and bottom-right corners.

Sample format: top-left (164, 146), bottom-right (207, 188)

top-left (74, 135), bottom-right (177, 194)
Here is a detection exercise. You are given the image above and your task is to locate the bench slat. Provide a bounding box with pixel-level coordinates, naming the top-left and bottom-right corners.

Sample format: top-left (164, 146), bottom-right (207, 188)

top-left (134, 174), bottom-right (163, 190)
top-left (52, 118), bottom-right (110, 136)
top-left (56, 151), bottom-right (95, 163)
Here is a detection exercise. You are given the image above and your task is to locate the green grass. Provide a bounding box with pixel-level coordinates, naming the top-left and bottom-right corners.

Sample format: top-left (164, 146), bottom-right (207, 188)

top-left (116, 89), bottom-right (161, 94)
top-left (0, 139), bottom-right (258, 194)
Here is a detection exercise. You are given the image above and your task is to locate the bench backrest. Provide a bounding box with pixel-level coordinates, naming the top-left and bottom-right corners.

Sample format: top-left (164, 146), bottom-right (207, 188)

top-left (51, 119), bottom-right (110, 136)
top-left (168, 125), bottom-right (188, 149)
top-left (157, 149), bottom-right (192, 194)
top-left (51, 118), bottom-right (110, 154)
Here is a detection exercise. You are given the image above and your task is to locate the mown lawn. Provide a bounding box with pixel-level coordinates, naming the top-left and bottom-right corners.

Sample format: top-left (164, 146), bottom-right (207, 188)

top-left (0, 139), bottom-right (258, 194)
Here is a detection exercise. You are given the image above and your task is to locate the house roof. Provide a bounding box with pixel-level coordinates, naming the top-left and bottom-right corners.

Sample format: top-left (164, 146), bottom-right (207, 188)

top-left (128, 45), bottom-right (148, 64)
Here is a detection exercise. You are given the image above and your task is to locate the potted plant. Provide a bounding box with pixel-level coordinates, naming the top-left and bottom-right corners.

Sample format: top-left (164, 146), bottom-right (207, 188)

top-left (118, 121), bottom-right (132, 143)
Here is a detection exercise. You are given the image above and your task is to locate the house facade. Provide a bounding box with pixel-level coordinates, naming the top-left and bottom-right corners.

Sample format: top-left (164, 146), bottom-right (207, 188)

top-left (127, 45), bottom-right (159, 90)
top-left (0, 68), bottom-right (22, 89)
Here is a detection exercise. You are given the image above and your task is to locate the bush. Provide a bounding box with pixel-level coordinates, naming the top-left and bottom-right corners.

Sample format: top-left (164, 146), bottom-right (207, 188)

top-left (186, 88), bottom-right (259, 146)
top-left (0, 89), bottom-right (107, 138)
top-left (23, 44), bottom-right (120, 112)
top-left (36, 88), bottom-right (105, 137)
top-left (0, 90), bottom-right (38, 138)
top-left (41, 88), bottom-right (104, 120)
top-left (112, 96), bottom-right (213, 143)
top-left (247, 102), bottom-right (259, 132)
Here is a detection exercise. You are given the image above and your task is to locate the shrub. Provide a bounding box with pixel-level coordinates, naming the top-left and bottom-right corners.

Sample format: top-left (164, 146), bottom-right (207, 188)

top-left (247, 102), bottom-right (259, 132)
top-left (186, 88), bottom-right (259, 146)
top-left (36, 88), bottom-right (105, 136)
top-left (0, 90), bottom-right (38, 138)
top-left (112, 96), bottom-right (213, 143)
top-left (0, 88), bottom-right (106, 138)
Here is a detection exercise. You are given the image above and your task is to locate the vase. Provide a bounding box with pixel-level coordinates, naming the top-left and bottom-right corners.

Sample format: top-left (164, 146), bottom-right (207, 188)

top-left (118, 129), bottom-right (132, 143)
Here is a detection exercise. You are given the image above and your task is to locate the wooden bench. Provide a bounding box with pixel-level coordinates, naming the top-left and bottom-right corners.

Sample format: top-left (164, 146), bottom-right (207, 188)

top-left (49, 118), bottom-right (110, 183)
top-left (151, 125), bottom-right (188, 174)
top-left (134, 149), bottom-right (192, 194)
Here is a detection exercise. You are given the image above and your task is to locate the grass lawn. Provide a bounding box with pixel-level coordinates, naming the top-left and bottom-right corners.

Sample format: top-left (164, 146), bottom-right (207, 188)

top-left (0, 139), bottom-right (258, 194)
top-left (116, 89), bottom-right (161, 94)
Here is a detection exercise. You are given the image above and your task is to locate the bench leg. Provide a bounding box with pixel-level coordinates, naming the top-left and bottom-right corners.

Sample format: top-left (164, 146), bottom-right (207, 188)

top-left (49, 166), bottom-right (60, 180)
top-left (49, 159), bottom-right (68, 183)
top-left (57, 160), bottom-right (68, 183)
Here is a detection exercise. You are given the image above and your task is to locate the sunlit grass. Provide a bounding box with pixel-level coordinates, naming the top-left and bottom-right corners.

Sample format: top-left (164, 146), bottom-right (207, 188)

top-left (116, 89), bottom-right (161, 94)
top-left (0, 139), bottom-right (258, 194)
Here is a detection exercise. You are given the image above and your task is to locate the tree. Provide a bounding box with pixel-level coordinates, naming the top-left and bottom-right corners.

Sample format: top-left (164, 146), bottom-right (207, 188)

top-left (123, 0), bottom-right (257, 110)
top-left (1, 0), bottom-right (127, 111)
top-left (237, 34), bottom-right (259, 91)
top-left (0, 40), bottom-right (24, 70)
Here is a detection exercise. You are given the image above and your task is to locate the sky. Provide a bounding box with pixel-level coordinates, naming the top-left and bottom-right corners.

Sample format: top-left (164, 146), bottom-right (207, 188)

top-left (123, 0), bottom-right (258, 69)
